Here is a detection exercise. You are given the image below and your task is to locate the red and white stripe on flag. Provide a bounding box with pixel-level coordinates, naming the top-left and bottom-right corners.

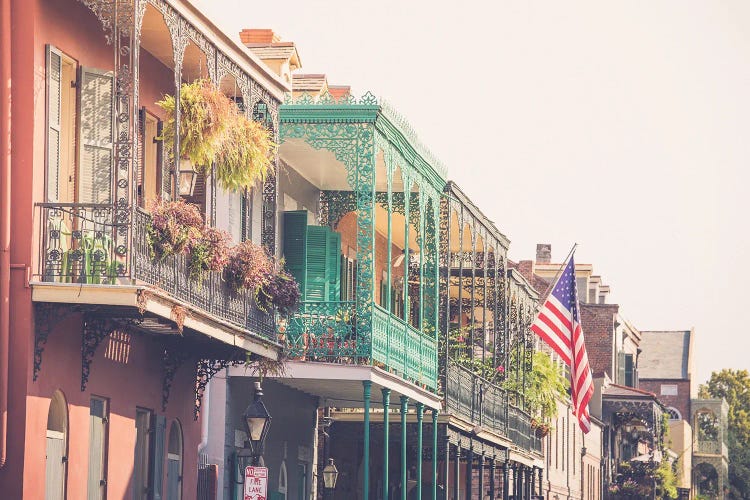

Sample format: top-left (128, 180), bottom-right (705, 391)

top-left (530, 254), bottom-right (594, 433)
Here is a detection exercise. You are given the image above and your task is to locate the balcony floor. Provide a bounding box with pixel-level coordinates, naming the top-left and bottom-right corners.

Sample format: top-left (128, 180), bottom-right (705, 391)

top-left (31, 281), bottom-right (279, 360)
top-left (229, 361), bottom-right (441, 410)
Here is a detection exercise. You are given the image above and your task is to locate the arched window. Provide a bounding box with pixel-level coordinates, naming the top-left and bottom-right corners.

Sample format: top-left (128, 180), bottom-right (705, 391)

top-left (45, 390), bottom-right (67, 500)
top-left (166, 420), bottom-right (183, 500)
top-left (666, 407), bottom-right (682, 420)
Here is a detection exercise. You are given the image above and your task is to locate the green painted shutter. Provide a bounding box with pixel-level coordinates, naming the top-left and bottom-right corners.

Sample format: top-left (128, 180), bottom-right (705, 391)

top-left (46, 46), bottom-right (63, 203)
top-left (78, 67), bottom-right (113, 204)
top-left (305, 225), bottom-right (329, 301)
top-left (617, 351), bottom-right (626, 385)
top-left (283, 211), bottom-right (308, 299)
top-left (624, 354), bottom-right (634, 387)
top-left (151, 415), bottom-right (166, 500)
top-left (326, 231), bottom-right (341, 301)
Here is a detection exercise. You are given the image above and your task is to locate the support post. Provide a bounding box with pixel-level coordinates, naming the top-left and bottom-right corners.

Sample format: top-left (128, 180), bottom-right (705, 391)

top-left (431, 409), bottom-right (439, 500)
top-left (416, 403), bottom-right (424, 500)
top-left (465, 447), bottom-right (473, 500)
top-left (478, 454), bottom-right (485, 500)
top-left (363, 381), bottom-right (372, 500)
top-left (489, 458), bottom-right (495, 499)
top-left (382, 388), bottom-right (391, 500)
top-left (444, 436), bottom-right (451, 500)
top-left (453, 444), bottom-right (460, 500)
top-left (538, 466), bottom-right (543, 496)
top-left (502, 459), bottom-right (509, 500)
top-left (530, 466), bottom-right (536, 497)
top-left (400, 396), bottom-right (409, 500)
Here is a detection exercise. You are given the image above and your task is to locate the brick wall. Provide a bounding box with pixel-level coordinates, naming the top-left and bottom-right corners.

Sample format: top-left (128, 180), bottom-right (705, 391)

top-left (639, 379), bottom-right (691, 421)
top-left (580, 304), bottom-right (619, 379)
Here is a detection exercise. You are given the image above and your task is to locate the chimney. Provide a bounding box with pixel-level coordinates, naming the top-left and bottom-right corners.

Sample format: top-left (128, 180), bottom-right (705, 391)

top-left (239, 29), bottom-right (279, 45)
top-left (536, 244), bottom-right (551, 264)
top-left (517, 260), bottom-right (535, 284)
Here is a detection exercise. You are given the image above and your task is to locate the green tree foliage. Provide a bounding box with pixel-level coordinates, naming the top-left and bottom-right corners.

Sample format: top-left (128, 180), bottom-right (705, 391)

top-left (699, 369), bottom-right (750, 498)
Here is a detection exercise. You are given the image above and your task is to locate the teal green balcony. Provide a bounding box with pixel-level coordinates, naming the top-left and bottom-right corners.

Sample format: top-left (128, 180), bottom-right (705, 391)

top-left (277, 93), bottom-right (445, 391)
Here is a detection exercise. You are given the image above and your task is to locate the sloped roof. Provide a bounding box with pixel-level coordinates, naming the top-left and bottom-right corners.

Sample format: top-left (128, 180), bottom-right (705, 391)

top-left (639, 330), bottom-right (691, 380)
top-left (246, 42), bottom-right (298, 60)
top-left (603, 383), bottom-right (656, 399)
top-left (292, 73), bottom-right (327, 91)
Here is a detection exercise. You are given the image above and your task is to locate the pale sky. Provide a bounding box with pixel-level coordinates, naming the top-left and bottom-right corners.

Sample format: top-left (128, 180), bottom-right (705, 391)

top-left (193, 0), bottom-right (750, 385)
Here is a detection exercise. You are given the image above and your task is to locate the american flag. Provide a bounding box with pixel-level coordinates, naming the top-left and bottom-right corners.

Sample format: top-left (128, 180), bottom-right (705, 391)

top-left (530, 254), bottom-right (594, 433)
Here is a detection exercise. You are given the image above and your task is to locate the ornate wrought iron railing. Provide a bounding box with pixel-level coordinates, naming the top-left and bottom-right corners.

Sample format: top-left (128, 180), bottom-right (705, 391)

top-left (443, 362), bottom-right (541, 453)
top-left (282, 302), bottom-right (439, 390)
top-left (36, 203), bottom-right (276, 342)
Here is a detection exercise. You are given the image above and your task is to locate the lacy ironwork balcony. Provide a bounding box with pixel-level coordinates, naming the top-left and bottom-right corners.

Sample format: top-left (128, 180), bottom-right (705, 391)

top-left (281, 302), bottom-right (438, 390)
top-left (695, 440), bottom-right (726, 456)
top-left (36, 203), bottom-right (275, 343)
top-left (443, 362), bottom-right (540, 453)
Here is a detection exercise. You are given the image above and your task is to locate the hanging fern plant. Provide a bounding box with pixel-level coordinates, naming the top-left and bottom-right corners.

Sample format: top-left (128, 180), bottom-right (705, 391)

top-left (157, 79), bottom-right (275, 191)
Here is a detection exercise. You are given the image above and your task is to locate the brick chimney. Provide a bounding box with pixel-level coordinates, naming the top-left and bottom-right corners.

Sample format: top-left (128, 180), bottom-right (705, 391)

top-left (536, 244), bottom-right (552, 264)
top-left (517, 260), bottom-right (535, 284)
top-left (239, 29), bottom-right (279, 45)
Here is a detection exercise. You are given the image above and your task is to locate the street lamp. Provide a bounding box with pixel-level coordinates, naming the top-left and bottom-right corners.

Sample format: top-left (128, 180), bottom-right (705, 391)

top-left (322, 458), bottom-right (339, 497)
top-left (177, 158), bottom-right (197, 197)
top-left (243, 381), bottom-right (272, 464)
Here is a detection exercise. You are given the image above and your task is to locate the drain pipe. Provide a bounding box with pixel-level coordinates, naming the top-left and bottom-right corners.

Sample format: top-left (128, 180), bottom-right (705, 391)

top-left (0, 0), bottom-right (12, 469)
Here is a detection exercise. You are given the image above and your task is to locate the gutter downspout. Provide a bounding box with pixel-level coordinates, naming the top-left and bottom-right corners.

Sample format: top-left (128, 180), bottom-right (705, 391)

top-left (0, 0), bottom-right (11, 470)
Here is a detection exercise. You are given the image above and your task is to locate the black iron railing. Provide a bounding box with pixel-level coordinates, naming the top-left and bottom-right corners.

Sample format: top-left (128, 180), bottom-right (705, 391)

top-left (36, 203), bottom-right (276, 342)
top-left (443, 362), bottom-right (542, 453)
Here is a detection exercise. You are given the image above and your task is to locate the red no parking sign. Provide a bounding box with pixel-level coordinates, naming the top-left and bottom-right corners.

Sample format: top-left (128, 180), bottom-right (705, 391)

top-left (244, 466), bottom-right (268, 500)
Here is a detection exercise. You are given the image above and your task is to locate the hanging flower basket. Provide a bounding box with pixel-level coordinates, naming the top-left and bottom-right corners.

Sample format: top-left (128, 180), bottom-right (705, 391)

top-left (223, 241), bottom-right (274, 292)
top-left (256, 268), bottom-right (301, 314)
top-left (187, 226), bottom-right (232, 283)
top-left (146, 198), bottom-right (203, 261)
top-left (157, 79), bottom-right (276, 192)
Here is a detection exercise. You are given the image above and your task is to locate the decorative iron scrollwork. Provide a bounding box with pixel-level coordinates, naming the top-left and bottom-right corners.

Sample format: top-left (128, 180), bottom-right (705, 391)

top-left (33, 303), bottom-right (75, 382)
top-left (80, 315), bottom-right (140, 391)
top-left (194, 358), bottom-right (242, 419)
top-left (161, 341), bottom-right (191, 411)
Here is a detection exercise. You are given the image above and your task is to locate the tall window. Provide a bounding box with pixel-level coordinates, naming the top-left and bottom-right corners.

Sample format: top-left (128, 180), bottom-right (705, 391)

top-left (45, 390), bottom-right (68, 500)
top-left (133, 409), bottom-right (153, 500)
top-left (46, 45), bottom-right (114, 205)
top-left (166, 421), bottom-right (183, 500)
top-left (87, 396), bottom-right (109, 500)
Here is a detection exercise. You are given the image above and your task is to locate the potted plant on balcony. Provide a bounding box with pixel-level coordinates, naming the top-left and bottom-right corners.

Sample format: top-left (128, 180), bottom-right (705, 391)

top-left (504, 351), bottom-right (567, 432)
top-left (147, 198), bottom-right (203, 261)
top-left (256, 265), bottom-right (301, 315)
top-left (158, 79), bottom-right (275, 192)
top-left (187, 226), bottom-right (232, 283)
top-left (223, 240), bottom-right (274, 293)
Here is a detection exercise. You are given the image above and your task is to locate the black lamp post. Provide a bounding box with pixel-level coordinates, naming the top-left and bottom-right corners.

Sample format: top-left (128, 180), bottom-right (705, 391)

top-left (243, 381), bottom-right (272, 465)
top-left (322, 458), bottom-right (339, 499)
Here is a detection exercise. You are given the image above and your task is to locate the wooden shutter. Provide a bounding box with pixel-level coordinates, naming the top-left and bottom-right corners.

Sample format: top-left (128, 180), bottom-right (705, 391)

top-left (305, 225), bottom-right (329, 301)
top-left (157, 120), bottom-right (170, 200)
top-left (617, 351), bottom-right (626, 385)
top-left (151, 415), bottom-right (167, 500)
top-left (45, 432), bottom-right (66, 500)
top-left (326, 231), bottom-right (341, 301)
top-left (46, 45), bottom-right (63, 203)
top-left (78, 67), bottom-right (113, 204)
top-left (624, 354), bottom-right (634, 387)
top-left (87, 398), bottom-right (107, 500)
top-left (282, 211), bottom-right (308, 298)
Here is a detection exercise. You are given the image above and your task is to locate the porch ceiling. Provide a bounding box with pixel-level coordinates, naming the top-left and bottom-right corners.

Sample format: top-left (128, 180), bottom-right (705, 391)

top-left (229, 361), bottom-right (441, 410)
top-left (280, 139), bottom-right (351, 191)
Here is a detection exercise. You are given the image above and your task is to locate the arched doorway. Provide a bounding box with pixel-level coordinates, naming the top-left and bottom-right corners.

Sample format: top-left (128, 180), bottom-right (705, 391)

top-left (45, 390), bottom-right (67, 500)
top-left (166, 420), bottom-right (183, 500)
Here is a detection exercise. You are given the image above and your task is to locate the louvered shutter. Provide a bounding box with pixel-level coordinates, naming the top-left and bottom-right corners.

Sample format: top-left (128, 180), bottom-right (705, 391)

top-left (157, 120), bottom-right (170, 200)
top-left (326, 231), bottom-right (341, 301)
top-left (305, 225), bottom-right (329, 301)
top-left (151, 415), bottom-right (167, 500)
top-left (78, 67), bottom-right (113, 204)
top-left (87, 398), bottom-right (107, 500)
top-left (617, 351), bottom-right (626, 385)
top-left (282, 211), bottom-right (308, 298)
top-left (46, 46), bottom-right (63, 203)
